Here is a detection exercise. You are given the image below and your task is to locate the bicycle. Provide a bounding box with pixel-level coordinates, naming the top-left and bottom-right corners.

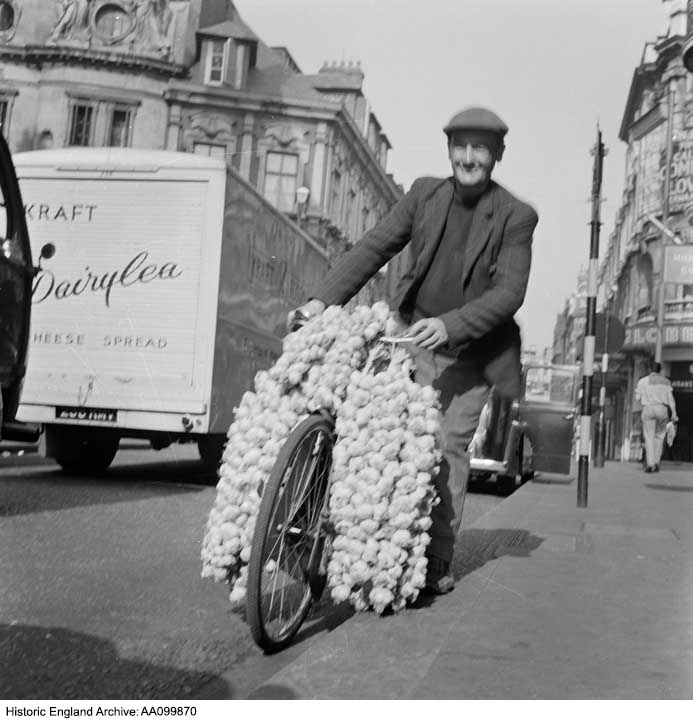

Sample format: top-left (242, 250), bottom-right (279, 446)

top-left (245, 312), bottom-right (415, 653)
top-left (245, 407), bottom-right (336, 653)
top-left (245, 309), bottom-right (338, 653)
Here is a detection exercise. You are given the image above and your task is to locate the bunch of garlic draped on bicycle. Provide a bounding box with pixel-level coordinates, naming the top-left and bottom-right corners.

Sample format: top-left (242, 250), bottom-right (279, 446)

top-left (200, 301), bottom-right (447, 652)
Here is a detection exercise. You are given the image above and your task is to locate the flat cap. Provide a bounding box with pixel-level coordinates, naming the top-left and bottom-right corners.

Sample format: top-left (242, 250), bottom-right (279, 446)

top-left (443, 106), bottom-right (509, 137)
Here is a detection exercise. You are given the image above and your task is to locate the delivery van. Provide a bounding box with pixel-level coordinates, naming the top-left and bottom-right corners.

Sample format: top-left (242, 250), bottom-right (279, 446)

top-left (13, 148), bottom-right (328, 472)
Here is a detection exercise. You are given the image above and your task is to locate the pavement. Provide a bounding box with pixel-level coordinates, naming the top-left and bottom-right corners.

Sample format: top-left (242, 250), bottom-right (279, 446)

top-left (215, 460), bottom-right (693, 699)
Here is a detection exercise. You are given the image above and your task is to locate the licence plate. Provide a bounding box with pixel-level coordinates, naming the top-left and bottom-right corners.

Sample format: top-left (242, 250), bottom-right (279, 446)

top-left (55, 406), bottom-right (118, 423)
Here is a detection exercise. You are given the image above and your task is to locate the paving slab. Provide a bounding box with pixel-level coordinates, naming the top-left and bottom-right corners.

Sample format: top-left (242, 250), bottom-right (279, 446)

top-left (236, 461), bottom-right (693, 699)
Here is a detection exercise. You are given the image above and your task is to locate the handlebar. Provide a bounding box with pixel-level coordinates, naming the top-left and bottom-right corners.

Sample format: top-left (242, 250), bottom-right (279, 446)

top-left (288, 308), bottom-right (312, 333)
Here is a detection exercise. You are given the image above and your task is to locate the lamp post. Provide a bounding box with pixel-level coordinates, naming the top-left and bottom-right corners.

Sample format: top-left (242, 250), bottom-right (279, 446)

top-left (577, 127), bottom-right (606, 507)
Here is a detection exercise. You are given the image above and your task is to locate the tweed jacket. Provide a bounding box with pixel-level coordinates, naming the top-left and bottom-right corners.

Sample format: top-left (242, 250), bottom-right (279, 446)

top-left (313, 176), bottom-right (538, 392)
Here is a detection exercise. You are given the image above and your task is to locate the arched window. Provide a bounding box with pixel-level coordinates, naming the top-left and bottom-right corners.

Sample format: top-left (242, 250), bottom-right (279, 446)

top-left (0, 1), bottom-right (14, 32)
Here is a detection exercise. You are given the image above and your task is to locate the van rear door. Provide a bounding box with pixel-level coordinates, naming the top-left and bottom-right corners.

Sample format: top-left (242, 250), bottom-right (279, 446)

top-left (521, 364), bottom-right (579, 475)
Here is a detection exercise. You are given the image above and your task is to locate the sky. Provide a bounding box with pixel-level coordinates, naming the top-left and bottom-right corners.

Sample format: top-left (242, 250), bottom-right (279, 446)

top-left (236, 0), bottom-right (668, 353)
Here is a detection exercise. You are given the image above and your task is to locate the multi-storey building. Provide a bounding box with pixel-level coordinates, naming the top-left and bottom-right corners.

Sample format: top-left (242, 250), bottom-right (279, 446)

top-left (552, 268), bottom-right (587, 367)
top-left (0, 0), bottom-right (402, 302)
top-left (597, 0), bottom-right (693, 462)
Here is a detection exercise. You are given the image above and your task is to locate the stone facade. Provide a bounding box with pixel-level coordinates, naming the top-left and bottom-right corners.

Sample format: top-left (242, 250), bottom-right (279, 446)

top-left (0, 0), bottom-right (402, 303)
top-left (556, 0), bottom-right (693, 462)
top-left (552, 268), bottom-right (587, 367)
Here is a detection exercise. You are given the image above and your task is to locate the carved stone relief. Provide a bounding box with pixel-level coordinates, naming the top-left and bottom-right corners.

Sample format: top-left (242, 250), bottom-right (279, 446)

top-left (48, 0), bottom-right (91, 43)
top-left (183, 111), bottom-right (237, 155)
top-left (46, 0), bottom-right (175, 58)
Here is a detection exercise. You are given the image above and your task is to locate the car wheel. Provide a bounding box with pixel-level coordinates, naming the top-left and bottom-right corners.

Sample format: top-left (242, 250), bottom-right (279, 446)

top-left (51, 427), bottom-right (119, 475)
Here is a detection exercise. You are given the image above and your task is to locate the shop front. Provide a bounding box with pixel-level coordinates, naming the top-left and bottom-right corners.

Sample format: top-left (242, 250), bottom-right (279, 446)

top-left (619, 319), bottom-right (693, 462)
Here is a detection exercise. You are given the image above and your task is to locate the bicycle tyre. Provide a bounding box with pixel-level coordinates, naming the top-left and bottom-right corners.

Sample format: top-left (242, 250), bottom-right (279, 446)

top-left (246, 413), bottom-right (335, 653)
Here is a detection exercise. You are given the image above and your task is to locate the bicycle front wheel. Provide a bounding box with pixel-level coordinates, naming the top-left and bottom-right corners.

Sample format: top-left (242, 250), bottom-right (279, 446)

top-left (246, 413), bottom-right (335, 653)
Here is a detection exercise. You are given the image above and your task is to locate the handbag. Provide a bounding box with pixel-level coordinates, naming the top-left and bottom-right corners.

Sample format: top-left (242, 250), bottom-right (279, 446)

top-left (666, 420), bottom-right (677, 447)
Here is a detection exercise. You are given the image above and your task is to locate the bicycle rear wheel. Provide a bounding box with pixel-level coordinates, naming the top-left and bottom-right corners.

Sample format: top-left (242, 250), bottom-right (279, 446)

top-left (246, 413), bottom-right (335, 653)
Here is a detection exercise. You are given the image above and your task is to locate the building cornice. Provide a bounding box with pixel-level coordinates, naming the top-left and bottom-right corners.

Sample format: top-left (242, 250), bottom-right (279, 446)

top-left (165, 82), bottom-right (401, 204)
top-left (620, 36), bottom-right (688, 142)
top-left (619, 65), bottom-right (658, 141)
top-left (166, 80), bottom-right (342, 116)
top-left (0, 44), bottom-right (188, 79)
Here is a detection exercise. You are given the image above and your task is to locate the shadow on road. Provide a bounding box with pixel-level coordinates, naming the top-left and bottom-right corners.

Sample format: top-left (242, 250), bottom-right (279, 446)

top-left (645, 483), bottom-right (693, 493)
top-left (0, 464), bottom-right (209, 518)
top-left (0, 623), bottom-right (229, 700)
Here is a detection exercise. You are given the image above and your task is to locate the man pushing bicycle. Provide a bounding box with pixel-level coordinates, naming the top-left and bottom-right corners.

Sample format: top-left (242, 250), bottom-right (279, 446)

top-left (291, 107), bottom-right (538, 595)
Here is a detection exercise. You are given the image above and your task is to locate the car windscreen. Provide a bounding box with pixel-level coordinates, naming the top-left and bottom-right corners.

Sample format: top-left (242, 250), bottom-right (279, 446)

top-left (524, 367), bottom-right (576, 404)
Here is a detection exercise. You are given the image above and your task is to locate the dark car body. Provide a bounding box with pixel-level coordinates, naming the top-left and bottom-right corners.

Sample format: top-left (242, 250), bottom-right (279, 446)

top-left (469, 363), bottom-right (580, 493)
top-left (0, 131), bottom-right (39, 441)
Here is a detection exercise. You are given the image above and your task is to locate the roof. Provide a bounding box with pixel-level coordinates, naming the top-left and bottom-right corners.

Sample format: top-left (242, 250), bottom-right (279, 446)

top-left (12, 148), bottom-right (227, 173)
top-left (197, 19), bottom-right (259, 43)
top-left (245, 42), bottom-right (329, 104)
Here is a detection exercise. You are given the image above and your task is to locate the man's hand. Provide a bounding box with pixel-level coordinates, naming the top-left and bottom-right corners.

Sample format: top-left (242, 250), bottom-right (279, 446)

top-left (287, 298), bottom-right (326, 330)
top-left (409, 317), bottom-right (449, 350)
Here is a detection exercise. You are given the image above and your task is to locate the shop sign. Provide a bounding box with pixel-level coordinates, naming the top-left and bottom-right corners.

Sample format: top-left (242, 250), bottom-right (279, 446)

top-left (664, 245), bottom-right (693, 284)
top-left (661, 138), bottom-right (693, 212)
top-left (623, 321), bottom-right (693, 350)
top-left (672, 378), bottom-right (693, 391)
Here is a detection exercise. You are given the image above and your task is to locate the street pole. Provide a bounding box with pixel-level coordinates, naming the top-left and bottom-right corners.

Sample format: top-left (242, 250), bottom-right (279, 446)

top-left (655, 86), bottom-right (675, 365)
top-left (578, 126), bottom-right (606, 507)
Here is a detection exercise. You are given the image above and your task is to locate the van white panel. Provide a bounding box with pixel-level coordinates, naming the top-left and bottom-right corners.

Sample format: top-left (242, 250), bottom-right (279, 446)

top-left (15, 155), bottom-right (225, 428)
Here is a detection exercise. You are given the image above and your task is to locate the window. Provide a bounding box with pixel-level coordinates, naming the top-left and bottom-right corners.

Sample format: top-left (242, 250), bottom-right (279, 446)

top-left (193, 142), bottom-right (226, 159)
top-left (0, 1), bottom-right (14, 32)
top-left (525, 367), bottom-right (575, 404)
top-left (93, 3), bottom-right (135, 42)
top-left (263, 152), bottom-right (298, 212)
top-left (107, 106), bottom-right (133, 147)
top-left (205, 39), bottom-right (228, 85)
top-left (66, 94), bottom-right (139, 147)
top-left (68, 103), bottom-right (94, 146)
top-left (331, 169), bottom-right (342, 220)
top-left (346, 189), bottom-right (356, 235)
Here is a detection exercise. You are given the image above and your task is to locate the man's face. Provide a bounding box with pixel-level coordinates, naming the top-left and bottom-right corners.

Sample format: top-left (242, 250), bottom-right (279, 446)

top-left (447, 130), bottom-right (502, 192)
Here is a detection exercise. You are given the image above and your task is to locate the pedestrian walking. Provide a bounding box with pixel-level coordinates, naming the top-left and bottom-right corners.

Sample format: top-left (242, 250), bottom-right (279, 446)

top-left (290, 106), bottom-right (538, 595)
top-left (635, 362), bottom-right (678, 473)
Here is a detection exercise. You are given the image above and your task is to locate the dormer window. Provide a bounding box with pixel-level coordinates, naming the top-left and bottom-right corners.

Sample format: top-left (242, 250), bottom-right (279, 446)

top-left (204, 39), bottom-right (229, 86)
top-left (198, 20), bottom-right (258, 89)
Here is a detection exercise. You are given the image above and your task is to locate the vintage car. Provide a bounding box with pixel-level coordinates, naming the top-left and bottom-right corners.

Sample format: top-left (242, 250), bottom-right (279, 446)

top-left (468, 362), bottom-right (581, 494)
top-left (0, 131), bottom-right (53, 441)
